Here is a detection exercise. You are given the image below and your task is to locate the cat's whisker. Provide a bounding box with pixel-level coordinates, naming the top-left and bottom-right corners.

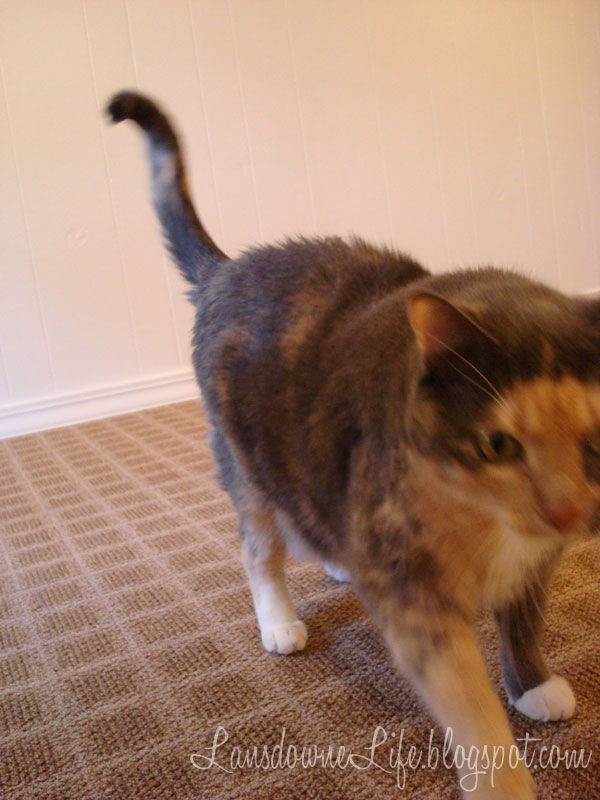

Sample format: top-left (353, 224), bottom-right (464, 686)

top-left (421, 331), bottom-right (514, 418)
top-left (530, 577), bottom-right (550, 627)
top-left (444, 359), bottom-right (513, 418)
top-left (532, 572), bottom-right (549, 600)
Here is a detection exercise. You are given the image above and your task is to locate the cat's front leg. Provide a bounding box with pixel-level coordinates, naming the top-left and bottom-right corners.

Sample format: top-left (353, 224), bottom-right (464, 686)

top-left (495, 576), bottom-right (575, 723)
top-left (382, 608), bottom-right (535, 800)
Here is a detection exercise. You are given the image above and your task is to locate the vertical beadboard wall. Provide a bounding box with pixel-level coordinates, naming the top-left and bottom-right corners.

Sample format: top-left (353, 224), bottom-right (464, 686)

top-left (1, 0), bottom-right (599, 437)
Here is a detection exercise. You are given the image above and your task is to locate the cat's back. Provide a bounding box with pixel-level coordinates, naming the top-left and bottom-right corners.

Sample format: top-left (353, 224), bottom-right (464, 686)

top-left (192, 236), bottom-right (428, 388)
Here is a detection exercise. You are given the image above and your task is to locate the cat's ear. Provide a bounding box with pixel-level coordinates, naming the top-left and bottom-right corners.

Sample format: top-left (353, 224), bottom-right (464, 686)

top-left (578, 295), bottom-right (600, 328)
top-left (407, 293), bottom-right (495, 370)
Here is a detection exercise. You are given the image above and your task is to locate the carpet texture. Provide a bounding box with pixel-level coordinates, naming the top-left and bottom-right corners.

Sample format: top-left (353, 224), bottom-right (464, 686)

top-left (0, 400), bottom-right (598, 800)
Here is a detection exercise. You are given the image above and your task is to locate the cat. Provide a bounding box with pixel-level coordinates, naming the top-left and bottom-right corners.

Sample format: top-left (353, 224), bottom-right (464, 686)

top-left (107, 91), bottom-right (599, 799)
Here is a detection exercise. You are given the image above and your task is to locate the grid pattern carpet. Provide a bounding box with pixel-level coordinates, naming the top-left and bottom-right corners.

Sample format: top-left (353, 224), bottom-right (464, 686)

top-left (0, 400), bottom-right (598, 800)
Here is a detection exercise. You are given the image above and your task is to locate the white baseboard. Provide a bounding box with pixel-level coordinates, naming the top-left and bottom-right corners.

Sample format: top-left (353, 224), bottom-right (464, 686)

top-left (0, 369), bottom-right (199, 439)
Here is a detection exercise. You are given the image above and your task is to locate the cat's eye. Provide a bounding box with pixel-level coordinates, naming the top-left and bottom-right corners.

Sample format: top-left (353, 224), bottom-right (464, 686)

top-left (475, 431), bottom-right (523, 463)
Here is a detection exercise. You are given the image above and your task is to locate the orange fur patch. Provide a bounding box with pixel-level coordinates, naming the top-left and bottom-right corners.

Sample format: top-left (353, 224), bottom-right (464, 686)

top-left (494, 376), bottom-right (600, 442)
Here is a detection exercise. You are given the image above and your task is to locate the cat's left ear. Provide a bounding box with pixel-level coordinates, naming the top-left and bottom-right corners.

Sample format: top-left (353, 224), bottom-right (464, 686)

top-left (578, 295), bottom-right (600, 328)
top-left (407, 292), bottom-right (495, 370)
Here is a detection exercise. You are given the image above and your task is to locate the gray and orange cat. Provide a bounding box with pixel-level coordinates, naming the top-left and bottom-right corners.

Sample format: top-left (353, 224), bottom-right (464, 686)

top-left (107, 91), bottom-right (598, 799)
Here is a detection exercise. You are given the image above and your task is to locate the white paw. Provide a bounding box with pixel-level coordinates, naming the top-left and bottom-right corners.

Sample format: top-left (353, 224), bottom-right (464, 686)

top-left (261, 620), bottom-right (308, 655)
top-left (324, 562), bottom-right (351, 583)
top-left (513, 675), bottom-right (576, 722)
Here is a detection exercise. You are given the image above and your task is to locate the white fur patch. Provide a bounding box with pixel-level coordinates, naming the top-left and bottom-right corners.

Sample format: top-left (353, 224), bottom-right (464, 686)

top-left (149, 143), bottom-right (176, 198)
top-left (482, 522), bottom-right (559, 608)
top-left (261, 620), bottom-right (307, 655)
top-left (512, 675), bottom-right (576, 721)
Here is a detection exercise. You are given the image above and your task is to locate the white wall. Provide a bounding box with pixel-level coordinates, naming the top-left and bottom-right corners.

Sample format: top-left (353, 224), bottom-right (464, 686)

top-left (1, 0), bottom-right (599, 437)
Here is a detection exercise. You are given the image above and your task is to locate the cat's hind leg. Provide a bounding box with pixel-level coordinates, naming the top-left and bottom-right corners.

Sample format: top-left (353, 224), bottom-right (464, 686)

top-left (240, 508), bottom-right (307, 655)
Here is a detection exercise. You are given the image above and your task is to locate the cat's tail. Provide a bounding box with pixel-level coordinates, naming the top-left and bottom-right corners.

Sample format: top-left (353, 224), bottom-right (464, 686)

top-left (106, 91), bottom-right (227, 286)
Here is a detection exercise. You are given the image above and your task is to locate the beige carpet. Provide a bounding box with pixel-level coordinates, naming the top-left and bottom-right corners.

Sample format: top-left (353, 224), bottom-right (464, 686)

top-left (0, 400), bottom-right (598, 800)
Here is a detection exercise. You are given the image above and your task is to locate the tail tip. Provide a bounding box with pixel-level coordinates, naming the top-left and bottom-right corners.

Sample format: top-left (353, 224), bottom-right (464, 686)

top-left (105, 91), bottom-right (177, 149)
top-left (106, 90), bottom-right (145, 124)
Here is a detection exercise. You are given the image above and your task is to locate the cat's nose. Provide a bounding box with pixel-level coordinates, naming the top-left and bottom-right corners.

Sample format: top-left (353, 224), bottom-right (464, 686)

top-left (542, 501), bottom-right (583, 531)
